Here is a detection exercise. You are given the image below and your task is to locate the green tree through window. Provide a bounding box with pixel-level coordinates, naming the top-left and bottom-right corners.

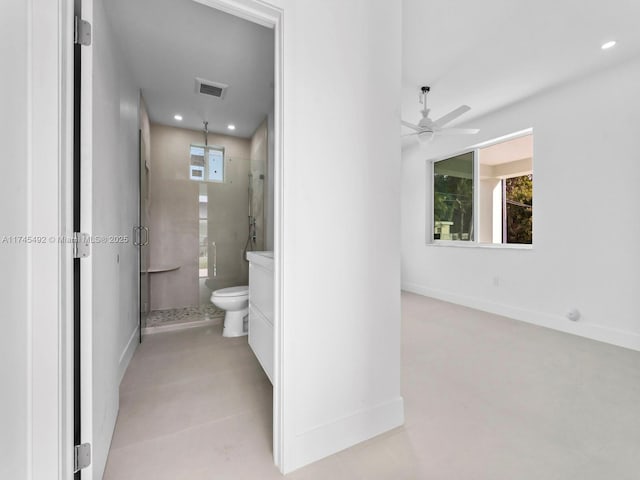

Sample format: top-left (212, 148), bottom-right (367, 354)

top-left (505, 174), bottom-right (533, 244)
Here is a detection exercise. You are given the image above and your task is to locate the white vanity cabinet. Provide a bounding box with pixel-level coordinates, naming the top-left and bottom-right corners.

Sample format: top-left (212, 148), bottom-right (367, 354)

top-left (246, 251), bottom-right (274, 383)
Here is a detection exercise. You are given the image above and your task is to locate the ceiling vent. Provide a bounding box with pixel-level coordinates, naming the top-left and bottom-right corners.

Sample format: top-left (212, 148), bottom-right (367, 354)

top-left (195, 77), bottom-right (228, 99)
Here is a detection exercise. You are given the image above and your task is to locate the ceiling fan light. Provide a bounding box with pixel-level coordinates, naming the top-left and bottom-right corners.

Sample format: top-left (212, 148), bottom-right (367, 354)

top-left (417, 130), bottom-right (434, 144)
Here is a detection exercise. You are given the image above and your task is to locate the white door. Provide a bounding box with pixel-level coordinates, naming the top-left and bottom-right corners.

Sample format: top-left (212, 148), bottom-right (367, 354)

top-left (79, 0), bottom-right (142, 478)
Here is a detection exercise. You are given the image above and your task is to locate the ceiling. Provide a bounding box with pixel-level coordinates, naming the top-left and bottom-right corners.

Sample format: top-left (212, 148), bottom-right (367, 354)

top-left (402, 0), bottom-right (640, 137)
top-left (479, 134), bottom-right (532, 166)
top-left (104, 0), bottom-right (274, 138)
top-left (104, 0), bottom-right (640, 140)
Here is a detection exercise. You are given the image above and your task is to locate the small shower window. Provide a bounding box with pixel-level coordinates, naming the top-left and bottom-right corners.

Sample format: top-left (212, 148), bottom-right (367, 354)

top-left (189, 145), bottom-right (224, 183)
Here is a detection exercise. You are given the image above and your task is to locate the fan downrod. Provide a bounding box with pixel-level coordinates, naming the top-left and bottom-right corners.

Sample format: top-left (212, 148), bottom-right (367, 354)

top-left (420, 86), bottom-right (431, 112)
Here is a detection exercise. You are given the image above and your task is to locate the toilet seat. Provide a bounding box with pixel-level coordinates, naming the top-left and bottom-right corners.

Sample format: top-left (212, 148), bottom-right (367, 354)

top-left (213, 285), bottom-right (249, 298)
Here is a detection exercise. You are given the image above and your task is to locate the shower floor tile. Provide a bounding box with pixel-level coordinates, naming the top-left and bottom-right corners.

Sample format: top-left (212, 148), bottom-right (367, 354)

top-left (145, 304), bottom-right (224, 328)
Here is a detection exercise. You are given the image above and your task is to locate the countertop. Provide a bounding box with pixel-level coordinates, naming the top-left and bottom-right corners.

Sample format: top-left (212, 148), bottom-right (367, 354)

top-left (246, 251), bottom-right (274, 269)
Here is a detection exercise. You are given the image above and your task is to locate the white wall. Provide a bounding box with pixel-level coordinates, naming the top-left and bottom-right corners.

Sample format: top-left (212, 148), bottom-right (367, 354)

top-left (83, 0), bottom-right (140, 477)
top-left (279, 0), bottom-right (404, 472)
top-left (0, 0), bottom-right (74, 478)
top-left (402, 56), bottom-right (640, 351)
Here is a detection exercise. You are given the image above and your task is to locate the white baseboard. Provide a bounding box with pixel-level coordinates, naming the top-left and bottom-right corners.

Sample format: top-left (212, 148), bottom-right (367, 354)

top-left (118, 326), bottom-right (139, 383)
top-left (402, 282), bottom-right (640, 352)
top-left (286, 396), bottom-right (405, 474)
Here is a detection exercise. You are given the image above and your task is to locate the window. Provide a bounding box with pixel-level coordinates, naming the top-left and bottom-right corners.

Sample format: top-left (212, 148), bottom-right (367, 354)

top-left (189, 145), bottom-right (225, 183)
top-left (433, 152), bottom-right (474, 241)
top-left (431, 132), bottom-right (533, 245)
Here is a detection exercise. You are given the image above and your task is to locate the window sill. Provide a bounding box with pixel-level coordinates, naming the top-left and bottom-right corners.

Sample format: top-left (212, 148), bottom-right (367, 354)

top-left (428, 241), bottom-right (533, 250)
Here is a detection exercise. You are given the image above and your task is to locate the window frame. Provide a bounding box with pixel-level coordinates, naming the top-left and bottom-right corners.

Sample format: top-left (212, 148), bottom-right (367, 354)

top-left (426, 129), bottom-right (533, 249)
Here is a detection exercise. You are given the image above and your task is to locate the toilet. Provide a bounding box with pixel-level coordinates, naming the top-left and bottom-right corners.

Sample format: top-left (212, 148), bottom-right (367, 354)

top-left (210, 286), bottom-right (249, 337)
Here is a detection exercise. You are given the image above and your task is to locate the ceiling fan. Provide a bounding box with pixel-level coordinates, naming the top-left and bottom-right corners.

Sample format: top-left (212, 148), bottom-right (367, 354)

top-left (402, 86), bottom-right (479, 143)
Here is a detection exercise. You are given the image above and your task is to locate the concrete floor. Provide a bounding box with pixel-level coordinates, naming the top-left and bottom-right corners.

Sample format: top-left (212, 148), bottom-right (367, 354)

top-left (104, 292), bottom-right (640, 479)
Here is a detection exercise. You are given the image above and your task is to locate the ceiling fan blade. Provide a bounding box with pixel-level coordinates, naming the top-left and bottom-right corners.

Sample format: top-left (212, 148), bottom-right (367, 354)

top-left (438, 128), bottom-right (480, 136)
top-left (401, 120), bottom-right (422, 132)
top-left (434, 105), bottom-right (471, 127)
top-left (402, 132), bottom-right (419, 137)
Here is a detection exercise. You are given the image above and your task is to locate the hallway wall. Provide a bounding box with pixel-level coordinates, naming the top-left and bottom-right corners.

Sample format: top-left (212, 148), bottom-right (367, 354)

top-left (276, 0), bottom-right (404, 472)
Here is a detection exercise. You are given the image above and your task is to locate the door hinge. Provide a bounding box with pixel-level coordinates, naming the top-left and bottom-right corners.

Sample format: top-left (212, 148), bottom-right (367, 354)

top-left (73, 232), bottom-right (91, 259)
top-left (73, 443), bottom-right (91, 472)
top-left (74, 16), bottom-right (92, 46)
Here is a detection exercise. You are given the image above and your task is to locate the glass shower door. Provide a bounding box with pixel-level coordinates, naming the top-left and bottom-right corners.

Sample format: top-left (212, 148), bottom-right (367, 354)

top-left (139, 130), bottom-right (151, 336)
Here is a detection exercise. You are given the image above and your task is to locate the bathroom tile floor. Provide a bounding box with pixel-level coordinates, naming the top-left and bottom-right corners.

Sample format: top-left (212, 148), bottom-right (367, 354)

top-left (104, 292), bottom-right (640, 479)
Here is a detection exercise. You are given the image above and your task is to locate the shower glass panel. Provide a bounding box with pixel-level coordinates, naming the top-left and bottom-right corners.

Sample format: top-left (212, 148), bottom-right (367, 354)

top-left (198, 188), bottom-right (208, 278)
top-left (139, 131), bottom-right (150, 331)
top-left (200, 157), bottom-right (265, 304)
top-left (249, 151), bottom-right (267, 252)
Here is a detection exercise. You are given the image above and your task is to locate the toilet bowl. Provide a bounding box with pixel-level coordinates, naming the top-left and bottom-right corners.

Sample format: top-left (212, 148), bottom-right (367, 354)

top-left (210, 286), bottom-right (249, 337)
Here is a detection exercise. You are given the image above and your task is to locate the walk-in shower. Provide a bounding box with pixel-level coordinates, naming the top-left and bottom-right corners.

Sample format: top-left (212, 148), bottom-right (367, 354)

top-left (141, 118), bottom-right (270, 329)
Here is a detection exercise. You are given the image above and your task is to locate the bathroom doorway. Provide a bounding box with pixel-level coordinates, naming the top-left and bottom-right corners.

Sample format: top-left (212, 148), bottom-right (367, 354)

top-left (119, 2), bottom-right (276, 336)
top-left (75, 0), bottom-right (283, 476)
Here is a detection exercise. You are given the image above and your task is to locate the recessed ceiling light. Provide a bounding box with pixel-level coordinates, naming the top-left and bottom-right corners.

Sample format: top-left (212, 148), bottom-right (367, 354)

top-left (174, 114), bottom-right (183, 121)
top-left (227, 124), bottom-right (236, 131)
top-left (601, 40), bottom-right (616, 50)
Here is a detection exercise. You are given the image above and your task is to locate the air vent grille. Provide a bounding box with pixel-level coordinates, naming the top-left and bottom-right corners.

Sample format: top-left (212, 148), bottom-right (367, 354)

top-left (200, 83), bottom-right (224, 97)
top-left (195, 77), bottom-right (228, 99)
